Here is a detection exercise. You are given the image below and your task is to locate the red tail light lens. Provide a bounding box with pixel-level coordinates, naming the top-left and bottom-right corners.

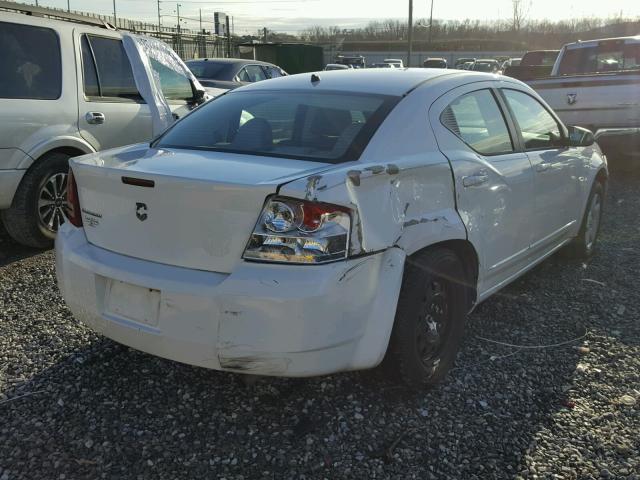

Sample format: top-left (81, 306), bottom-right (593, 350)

top-left (66, 168), bottom-right (83, 227)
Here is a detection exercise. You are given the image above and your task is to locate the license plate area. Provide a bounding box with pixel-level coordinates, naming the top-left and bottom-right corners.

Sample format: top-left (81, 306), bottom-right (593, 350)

top-left (105, 280), bottom-right (161, 327)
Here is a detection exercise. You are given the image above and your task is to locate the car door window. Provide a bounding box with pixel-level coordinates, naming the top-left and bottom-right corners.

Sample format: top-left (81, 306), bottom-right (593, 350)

top-left (264, 66), bottom-right (284, 79)
top-left (0, 21), bottom-right (61, 100)
top-left (83, 35), bottom-right (142, 101)
top-left (440, 89), bottom-right (513, 155)
top-left (502, 89), bottom-right (563, 150)
top-left (238, 65), bottom-right (267, 83)
top-left (150, 58), bottom-right (193, 101)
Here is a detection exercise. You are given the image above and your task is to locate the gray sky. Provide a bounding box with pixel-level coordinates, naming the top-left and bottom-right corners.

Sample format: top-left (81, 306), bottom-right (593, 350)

top-left (14, 0), bottom-right (640, 34)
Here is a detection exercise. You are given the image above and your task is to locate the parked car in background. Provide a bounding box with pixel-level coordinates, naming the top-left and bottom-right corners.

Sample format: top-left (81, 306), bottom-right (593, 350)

top-left (527, 36), bottom-right (640, 158)
top-left (384, 58), bottom-right (404, 68)
top-left (504, 50), bottom-right (559, 80)
top-left (186, 58), bottom-right (287, 97)
top-left (470, 59), bottom-right (500, 73)
top-left (57, 69), bottom-right (607, 389)
top-left (324, 63), bottom-right (350, 71)
top-left (461, 61), bottom-right (474, 70)
top-left (0, 8), bottom-right (205, 248)
top-left (454, 57), bottom-right (476, 69)
top-left (423, 58), bottom-right (448, 68)
top-left (370, 63), bottom-right (395, 68)
top-left (335, 55), bottom-right (366, 69)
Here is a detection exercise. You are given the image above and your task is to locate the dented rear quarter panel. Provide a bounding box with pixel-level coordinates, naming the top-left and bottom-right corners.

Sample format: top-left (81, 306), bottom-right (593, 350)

top-left (278, 81), bottom-right (468, 258)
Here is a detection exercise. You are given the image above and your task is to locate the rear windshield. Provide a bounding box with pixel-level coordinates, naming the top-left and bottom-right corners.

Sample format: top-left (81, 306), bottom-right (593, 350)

top-left (424, 60), bottom-right (446, 68)
top-left (472, 62), bottom-right (495, 72)
top-left (558, 42), bottom-right (640, 75)
top-left (155, 90), bottom-right (397, 163)
top-left (521, 51), bottom-right (558, 66)
top-left (187, 61), bottom-right (234, 80)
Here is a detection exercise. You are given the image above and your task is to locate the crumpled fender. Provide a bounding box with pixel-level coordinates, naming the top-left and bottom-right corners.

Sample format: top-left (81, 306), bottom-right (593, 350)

top-left (278, 158), bottom-right (467, 256)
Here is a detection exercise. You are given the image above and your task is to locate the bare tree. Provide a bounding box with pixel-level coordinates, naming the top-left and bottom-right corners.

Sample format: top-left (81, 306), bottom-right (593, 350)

top-left (512, 0), bottom-right (529, 32)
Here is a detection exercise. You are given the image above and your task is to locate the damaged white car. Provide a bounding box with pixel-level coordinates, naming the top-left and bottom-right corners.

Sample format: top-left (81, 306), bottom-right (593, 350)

top-left (56, 69), bottom-right (607, 387)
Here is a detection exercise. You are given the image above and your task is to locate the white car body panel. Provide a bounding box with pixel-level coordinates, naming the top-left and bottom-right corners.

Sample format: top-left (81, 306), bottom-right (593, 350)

top-left (71, 144), bottom-right (333, 273)
top-left (57, 69), bottom-right (608, 377)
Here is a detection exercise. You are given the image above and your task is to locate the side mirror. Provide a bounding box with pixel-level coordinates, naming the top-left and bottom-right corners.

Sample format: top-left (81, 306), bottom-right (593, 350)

top-left (188, 79), bottom-right (207, 106)
top-left (192, 88), bottom-right (206, 105)
top-left (567, 125), bottom-right (595, 147)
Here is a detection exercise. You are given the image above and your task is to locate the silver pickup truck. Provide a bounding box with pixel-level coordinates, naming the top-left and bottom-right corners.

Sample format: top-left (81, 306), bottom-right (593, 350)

top-left (528, 36), bottom-right (640, 158)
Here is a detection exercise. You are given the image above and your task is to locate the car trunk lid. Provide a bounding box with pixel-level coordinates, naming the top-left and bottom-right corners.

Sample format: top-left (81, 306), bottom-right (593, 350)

top-left (71, 145), bottom-right (332, 273)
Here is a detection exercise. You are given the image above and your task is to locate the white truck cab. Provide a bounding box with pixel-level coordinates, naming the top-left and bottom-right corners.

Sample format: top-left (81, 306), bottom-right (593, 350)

top-left (0, 5), bottom-right (205, 247)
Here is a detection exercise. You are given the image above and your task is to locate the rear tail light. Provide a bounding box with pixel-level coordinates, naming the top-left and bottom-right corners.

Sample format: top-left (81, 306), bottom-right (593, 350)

top-left (243, 197), bottom-right (351, 264)
top-left (66, 168), bottom-right (83, 227)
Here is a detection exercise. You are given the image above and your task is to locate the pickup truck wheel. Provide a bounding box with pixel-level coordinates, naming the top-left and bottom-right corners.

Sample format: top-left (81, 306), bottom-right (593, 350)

top-left (1, 152), bottom-right (71, 249)
top-left (387, 247), bottom-right (468, 389)
top-left (565, 181), bottom-right (604, 258)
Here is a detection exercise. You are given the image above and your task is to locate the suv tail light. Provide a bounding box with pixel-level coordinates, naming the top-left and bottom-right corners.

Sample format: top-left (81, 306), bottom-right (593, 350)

top-left (243, 197), bottom-right (351, 264)
top-left (66, 168), bottom-right (82, 227)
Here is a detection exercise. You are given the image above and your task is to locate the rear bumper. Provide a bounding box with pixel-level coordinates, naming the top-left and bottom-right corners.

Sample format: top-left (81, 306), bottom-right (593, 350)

top-left (55, 224), bottom-right (405, 377)
top-left (0, 169), bottom-right (24, 210)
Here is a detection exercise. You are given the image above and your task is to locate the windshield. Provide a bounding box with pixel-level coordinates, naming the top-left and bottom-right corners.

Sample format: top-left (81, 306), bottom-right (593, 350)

top-left (186, 61), bottom-right (234, 80)
top-left (424, 60), bottom-right (446, 68)
top-left (155, 90), bottom-right (397, 163)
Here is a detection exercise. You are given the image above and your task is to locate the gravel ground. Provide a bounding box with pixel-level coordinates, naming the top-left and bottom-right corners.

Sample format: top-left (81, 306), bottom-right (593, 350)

top-left (1, 166), bottom-right (639, 480)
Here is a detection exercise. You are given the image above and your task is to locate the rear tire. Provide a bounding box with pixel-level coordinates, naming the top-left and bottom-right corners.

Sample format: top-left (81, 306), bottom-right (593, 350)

top-left (564, 181), bottom-right (604, 259)
top-left (1, 152), bottom-right (71, 249)
top-left (386, 247), bottom-right (469, 389)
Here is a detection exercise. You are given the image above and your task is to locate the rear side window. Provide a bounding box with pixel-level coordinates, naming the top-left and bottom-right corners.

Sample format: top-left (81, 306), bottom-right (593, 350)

top-left (155, 91), bottom-right (397, 163)
top-left (237, 65), bottom-right (267, 83)
top-left (558, 42), bottom-right (640, 75)
top-left (441, 89), bottom-right (513, 155)
top-left (81, 35), bottom-right (141, 101)
top-left (265, 66), bottom-right (284, 79)
top-left (0, 21), bottom-right (61, 100)
top-left (501, 89), bottom-right (563, 150)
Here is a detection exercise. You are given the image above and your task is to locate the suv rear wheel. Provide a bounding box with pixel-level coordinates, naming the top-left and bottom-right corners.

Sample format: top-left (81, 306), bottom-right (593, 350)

top-left (1, 152), bottom-right (71, 249)
top-left (386, 247), bottom-right (469, 388)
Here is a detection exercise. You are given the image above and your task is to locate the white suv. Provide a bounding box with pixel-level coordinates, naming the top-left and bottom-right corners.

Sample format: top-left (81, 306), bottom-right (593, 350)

top-left (0, 9), bottom-right (204, 247)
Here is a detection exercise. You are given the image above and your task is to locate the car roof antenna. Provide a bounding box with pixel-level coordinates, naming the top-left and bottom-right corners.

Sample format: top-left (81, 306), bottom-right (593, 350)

top-left (310, 73), bottom-right (321, 84)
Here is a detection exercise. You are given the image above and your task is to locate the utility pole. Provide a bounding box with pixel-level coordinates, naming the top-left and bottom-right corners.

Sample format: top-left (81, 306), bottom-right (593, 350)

top-left (199, 8), bottom-right (202, 33)
top-left (263, 27), bottom-right (267, 43)
top-left (113, 0), bottom-right (117, 26)
top-left (226, 15), bottom-right (231, 57)
top-left (34, 0), bottom-right (38, 6)
top-left (157, 0), bottom-right (161, 32)
top-left (407, 0), bottom-right (413, 67)
top-left (428, 0), bottom-right (434, 44)
top-left (67, 0), bottom-right (70, 12)
top-left (176, 3), bottom-right (181, 34)
top-left (232, 16), bottom-right (234, 36)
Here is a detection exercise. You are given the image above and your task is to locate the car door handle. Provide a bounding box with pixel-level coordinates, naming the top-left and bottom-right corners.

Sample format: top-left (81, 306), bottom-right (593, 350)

top-left (462, 174), bottom-right (489, 187)
top-left (85, 112), bottom-right (105, 125)
top-left (536, 162), bottom-right (552, 172)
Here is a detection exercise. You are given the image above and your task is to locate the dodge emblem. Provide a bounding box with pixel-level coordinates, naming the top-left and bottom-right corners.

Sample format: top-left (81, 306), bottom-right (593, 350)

top-left (567, 93), bottom-right (577, 105)
top-left (136, 202), bottom-right (148, 221)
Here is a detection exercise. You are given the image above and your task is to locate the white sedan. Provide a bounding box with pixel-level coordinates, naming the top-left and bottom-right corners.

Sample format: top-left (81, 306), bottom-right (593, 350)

top-left (56, 69), bottom-right (607, 388)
